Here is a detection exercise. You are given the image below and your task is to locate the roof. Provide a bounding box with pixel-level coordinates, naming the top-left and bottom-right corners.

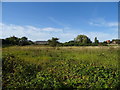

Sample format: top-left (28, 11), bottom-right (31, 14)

top-left (35, 41), bottom-right (48, 42)
top-left (35, 41), bottom-right (48, 44)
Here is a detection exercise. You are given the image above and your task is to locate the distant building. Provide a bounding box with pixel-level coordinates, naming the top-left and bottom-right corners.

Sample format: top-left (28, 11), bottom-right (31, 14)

top-left (112, 39), bottom-right (120, 44)
top-left (35, 41), bottom-right (48, 45)
top-left (106, 40), bottom-right (111, 44)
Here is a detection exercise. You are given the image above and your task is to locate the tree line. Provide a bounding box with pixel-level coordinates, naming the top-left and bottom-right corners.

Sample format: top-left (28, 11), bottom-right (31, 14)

top-left (2, 36), bottom-right (34, 47)
top-left (1, 35), bottom-right (108, 47)
top-left (48, 35), bottom-right (107, 47)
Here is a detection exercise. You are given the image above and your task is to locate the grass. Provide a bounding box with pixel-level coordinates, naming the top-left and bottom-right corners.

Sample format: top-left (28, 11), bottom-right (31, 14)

top-left (2, 45), bottom-right (120, 89)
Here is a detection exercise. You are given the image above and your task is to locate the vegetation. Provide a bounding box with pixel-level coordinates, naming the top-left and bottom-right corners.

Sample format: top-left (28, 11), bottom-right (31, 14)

top-left (48, 37), bottom-right (60, 47)
top-left (75, 35), bottom-right (92, 44)
top-left (112, 39), bottom-right (120, 43)
top-left (2, 36), bottom-right (33, 47)
top-left (2, 35), bottom-right (120, 47)
top-left (2, 35), bottom-right (109, 47)
top-left (2, 35), bottom-right (120, 89)
top-left (2, 45), bottom-right (120, 89)
top-left (94, 37), bottom-right (99, 44)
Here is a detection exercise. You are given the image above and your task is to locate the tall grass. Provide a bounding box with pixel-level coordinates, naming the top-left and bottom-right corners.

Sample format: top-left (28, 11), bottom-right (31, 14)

top-left (3, 46), bottom-right (118, 68)
top-left (2, 45), bottom-right (120, 89)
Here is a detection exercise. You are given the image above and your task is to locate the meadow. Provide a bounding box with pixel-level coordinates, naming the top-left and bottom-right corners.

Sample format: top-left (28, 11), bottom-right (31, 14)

top-left (2, 45), bottom-right (120, 89)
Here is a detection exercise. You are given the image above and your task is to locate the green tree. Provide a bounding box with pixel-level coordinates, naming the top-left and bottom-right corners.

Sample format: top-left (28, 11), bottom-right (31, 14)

top-left (2, 36), bottom-right (33, 46)
top-left (75, 35), bottom-right (92, 44)
top-left (48, 37), bottom-right (59, 47)
top-left (19, 37), bottom-right (29, 46)
top-left (5, 36), bottom-right (19, 45)
top-left (83, 38), bottom-right (88, 44)
top-left (94, 37), bottom-right (99, 44)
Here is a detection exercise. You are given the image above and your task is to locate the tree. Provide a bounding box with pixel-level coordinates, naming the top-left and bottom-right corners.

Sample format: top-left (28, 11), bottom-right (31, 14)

top-left (75, 35), bottom-right (92, 44)
top-left (19, 37), bottom-right (29, 46)
top-left (5, 36), bottom-right (19, 45)
top-left (2, 36), bottom-right (33, 46)
top-left (83, 38), bottom-right (88, 44)
top-left (21, 37), bottom-right (28, 41)
top-left (48, 37), bottom-right (59, 47)
top-left (94, 37), bottom-right (99, 44)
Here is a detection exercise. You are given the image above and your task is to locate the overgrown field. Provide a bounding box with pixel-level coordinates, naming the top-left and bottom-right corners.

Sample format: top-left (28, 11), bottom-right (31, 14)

top-left (2, 45), bottom-right (120, 89)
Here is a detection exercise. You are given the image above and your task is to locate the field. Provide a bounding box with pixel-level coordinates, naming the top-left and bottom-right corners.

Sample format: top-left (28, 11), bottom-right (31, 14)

top-left (2, 45), bottom-right (120, 89)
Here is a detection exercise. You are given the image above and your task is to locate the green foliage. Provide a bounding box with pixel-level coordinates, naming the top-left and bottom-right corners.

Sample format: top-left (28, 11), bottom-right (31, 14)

top-left (112, 39), bottom-right (120, 44)
top-left (48, 37), bottom-right (59, 47)
top-left (2, 36), bottom-right (34, 46)
top-left (4, 36), bottom-right (19, 45)
top-left (63, 41), bottom-right (101, 46)
top-left (75, 35), bottom-right (92, 44)
top-left (2, 53), bottom-right (41, 89)
top-left (98, 43), bottom-right (108, 46)
top-left (62, 35), bottom-right (94, 46)
top-left (2, 35), bottom-right (107, 47)
top-left (94, 37), bottom-right (99, 44)
top-left (2, 46), bottom-right (120, 89)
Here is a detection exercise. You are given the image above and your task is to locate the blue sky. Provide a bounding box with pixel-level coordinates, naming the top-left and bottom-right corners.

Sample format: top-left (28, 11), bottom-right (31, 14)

top-left (1, 2), bottom-right (118, 42)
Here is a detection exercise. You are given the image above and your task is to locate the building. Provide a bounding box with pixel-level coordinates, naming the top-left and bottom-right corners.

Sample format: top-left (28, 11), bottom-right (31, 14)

top-left (35, 41), bottom-right (48, 45)
top-left (106, 40), bottom-right (111, 44)
top-left (112, 39), bottom-right (120, 44)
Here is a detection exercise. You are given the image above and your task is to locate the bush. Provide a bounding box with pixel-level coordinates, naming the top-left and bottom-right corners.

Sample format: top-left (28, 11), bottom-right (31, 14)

top-left (2, 54), bottom-right (41, 88)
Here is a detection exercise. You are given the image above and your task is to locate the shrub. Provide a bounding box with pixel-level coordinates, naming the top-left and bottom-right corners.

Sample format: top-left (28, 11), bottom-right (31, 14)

top-left (2, 54), bottom-right (41, 88)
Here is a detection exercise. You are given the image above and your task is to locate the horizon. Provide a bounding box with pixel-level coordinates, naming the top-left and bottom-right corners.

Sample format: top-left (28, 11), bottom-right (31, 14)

top-left (1, 2), bottom-right (118, 42)
top-left (1, 35), bottom-right (119, 43)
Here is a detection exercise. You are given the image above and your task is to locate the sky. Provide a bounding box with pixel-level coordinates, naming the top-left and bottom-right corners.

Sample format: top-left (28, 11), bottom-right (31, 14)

top-left (1, 2), bottom-right (118, 42)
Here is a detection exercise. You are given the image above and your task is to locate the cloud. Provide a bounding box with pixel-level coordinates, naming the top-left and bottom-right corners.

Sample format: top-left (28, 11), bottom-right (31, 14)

top-left (107, 22), bottom-right (118, 27)
top-left (59, 33), bottom-right (77, 42)
top-left (0, 23), bottom-right (118, 42)
top-left (0, 23), bottom-right (63, 41)
top-left (48, 17), bottom-right (71, 30)
top-left (85, 32), bottom-right (117, 42)
top-left (89, 18), bottom-right (118, 27)
top-left (41, 27), bottom-right (63, 32)
top-left (49, 17), bottom-right (66, 27)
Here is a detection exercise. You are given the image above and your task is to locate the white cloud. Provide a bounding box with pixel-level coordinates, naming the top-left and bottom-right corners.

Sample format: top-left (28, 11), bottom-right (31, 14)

top-left (89, 18), bottom-right (118, 27)
top-left (41, 27), bottom-right (63, 32)
top-left (26, 26), bottom-right (41, 31)
top-left (107, 22), bottom-right (118, 27)
top-left (48, 17), bottom-right (71, 30)
top-left (0, 23), bottom-right (117, 42)
top-left (59, 33), bottom-right (77, 42)
top-left (0, 23), bottom-right (63, 41)
top-left (85, 32), bottom-right (117, 42)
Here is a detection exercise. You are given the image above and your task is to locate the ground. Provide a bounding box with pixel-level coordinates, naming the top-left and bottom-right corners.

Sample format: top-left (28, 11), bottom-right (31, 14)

top-left (2, 45), bottom-right (120, 89)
